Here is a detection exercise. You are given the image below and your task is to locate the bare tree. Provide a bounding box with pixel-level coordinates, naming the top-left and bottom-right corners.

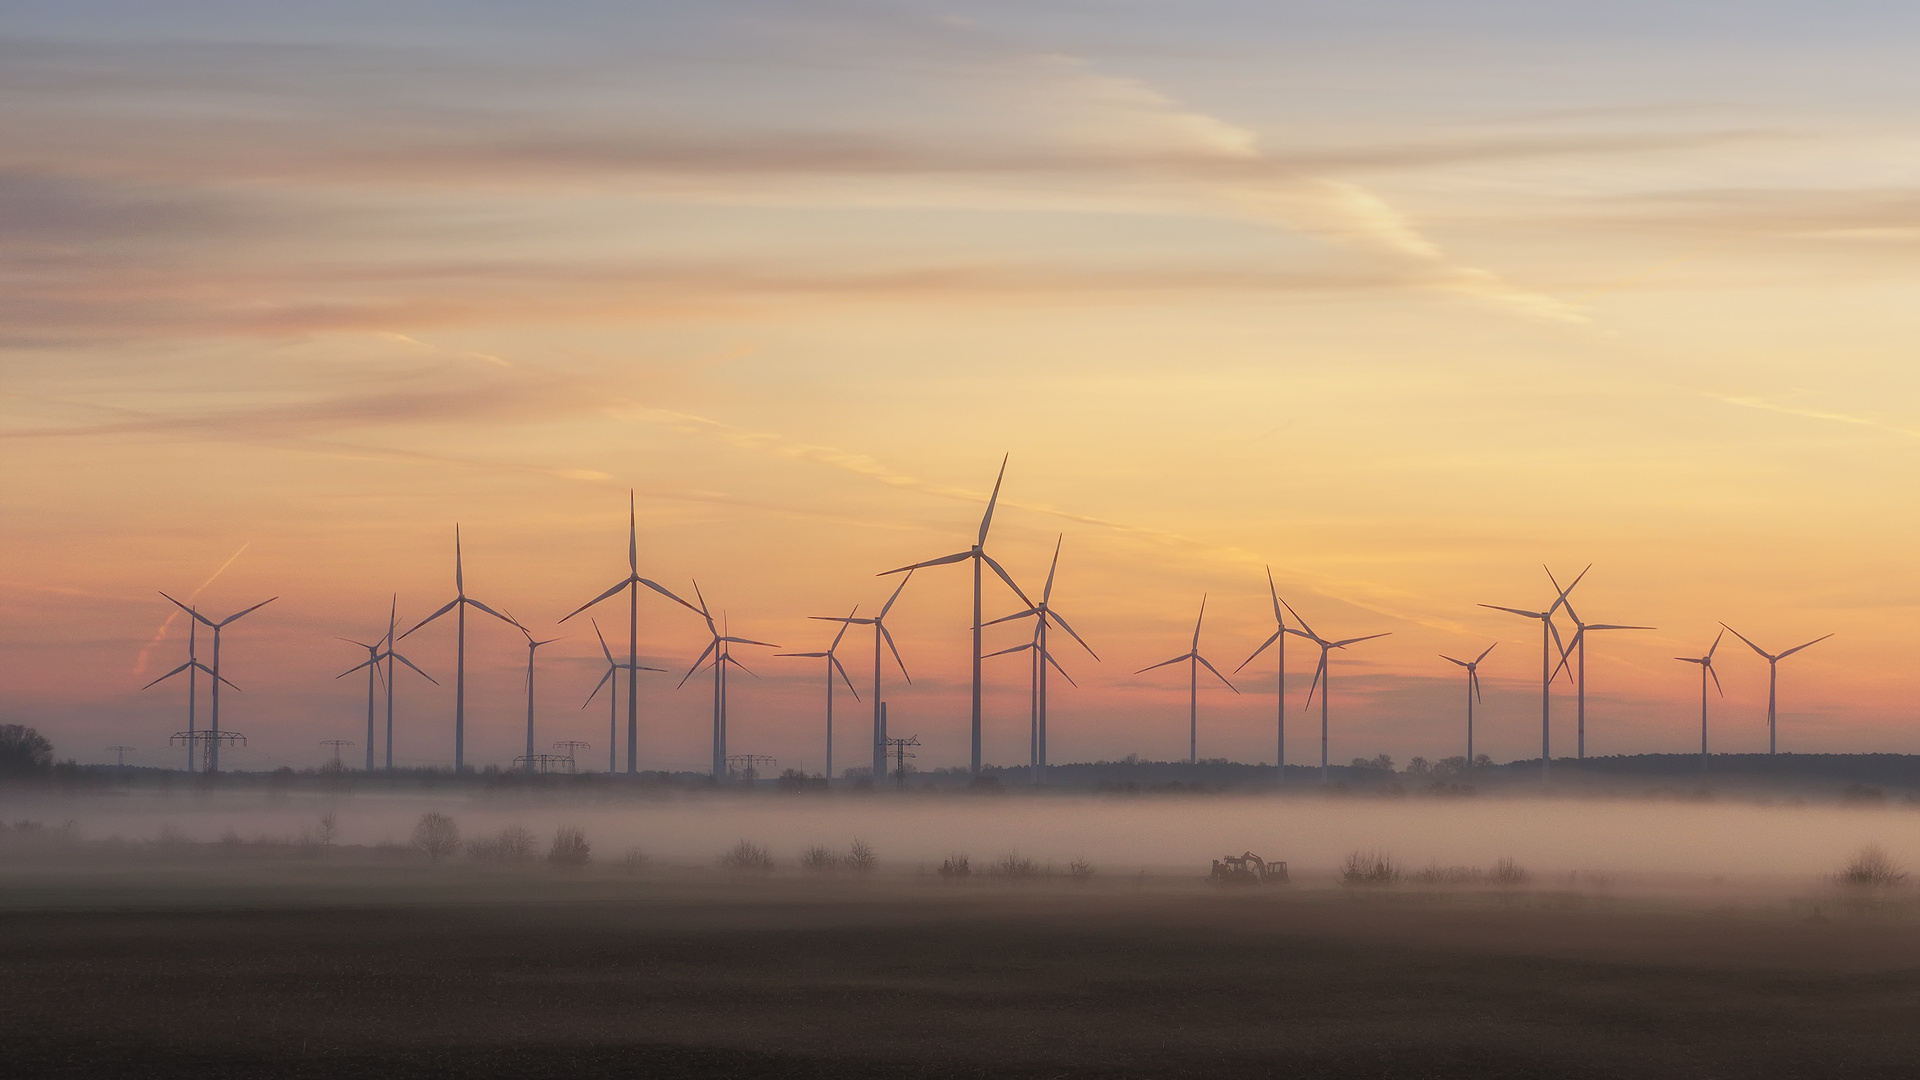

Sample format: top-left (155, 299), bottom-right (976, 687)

top-left (0, 724), bottom-right (53, 776)
top-left (411, 812), bottom-right (461, 861)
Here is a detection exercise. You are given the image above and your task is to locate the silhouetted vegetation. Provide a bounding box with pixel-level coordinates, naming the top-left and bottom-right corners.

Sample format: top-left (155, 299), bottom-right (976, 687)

top-left (720, 839), bottom-right (773, 871)
top-left (547, 826), bottom-right (591, 867)
top-left (0, 724), bottom-right (53, 777)
top-left (1342, 849), bottom-right (1400, 886)
top-left (1835, 845), bottom-right (1906, 887)
top-left (466, 825), bottom-right (536, 863)
top-left (410, 812), bottom-right (460, 861)
top-left (938, 853), bottom-right (971, 878)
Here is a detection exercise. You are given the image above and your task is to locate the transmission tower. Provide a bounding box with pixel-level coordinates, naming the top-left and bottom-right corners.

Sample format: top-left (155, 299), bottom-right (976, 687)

top-left (321, 739), bottom-right (354, 767)
top-left (883, 735), bottom-right (919, 789)
top-left (513, 753), bottom-right (576, 774)
top-left (107, 746), bottom-right (137, 768)
top-left (552, 740), bottom-right (592, 767)
top-left (725, 754), bottom-right (777, 781)
top-left (171, 729), bottom-right (244, 772)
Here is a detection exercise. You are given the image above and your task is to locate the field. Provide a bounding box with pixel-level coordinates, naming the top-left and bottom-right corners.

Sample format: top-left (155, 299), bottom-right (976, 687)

top-left (8, 834), bottom-right (1920, 1079)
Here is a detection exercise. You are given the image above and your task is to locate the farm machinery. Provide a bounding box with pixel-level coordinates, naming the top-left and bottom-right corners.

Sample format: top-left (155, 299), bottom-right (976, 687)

top-left (1208, 851), bottom-right (1288, 885)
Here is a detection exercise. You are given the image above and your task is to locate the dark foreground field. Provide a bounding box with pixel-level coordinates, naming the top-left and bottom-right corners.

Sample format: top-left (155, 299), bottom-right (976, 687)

top-left (6, 861), bottom-right (1920, 1079)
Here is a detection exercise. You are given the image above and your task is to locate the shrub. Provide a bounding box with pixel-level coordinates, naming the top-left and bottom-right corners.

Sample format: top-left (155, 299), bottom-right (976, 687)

top-left (996, 852), bottom-right (1040, 879)
top-left (1836, 844), bottom-right (1907, 887)
top-left (468, 825), bottom-right (538, 863)
top-left (411, 812), bottom-right (461, 861)
top-left (0, 724), bottom-right (53, 777)
top-left (1491, 857), bottom-right (1531, 885)
top-left (938, 853), bottom-right (971, 878)
top-left (846, 839), bottom-right (877, 872)
top-left (720, 839), bottom-right (773, 871)
top-left (801, 844), bottom-right (841, 872)
top-left (1069, 857), bottom-right (1095, 881)
top-left (621, 847), bottom-right (649, 872)
top-left (1341, 849), bottom-right (1399, 886)
top-left (1411, 864), bottom-right (1481, 885)
top-left (548, 825), bottom-right (591, 867)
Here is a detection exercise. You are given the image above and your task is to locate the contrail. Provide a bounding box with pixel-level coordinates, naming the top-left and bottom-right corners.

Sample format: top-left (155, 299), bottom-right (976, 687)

top-left (133, 542), bottom-right (251, 674)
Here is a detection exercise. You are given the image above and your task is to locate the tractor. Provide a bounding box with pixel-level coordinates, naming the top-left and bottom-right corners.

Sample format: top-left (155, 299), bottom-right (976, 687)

top-left (1208, 851), bottom-right (1288, 885)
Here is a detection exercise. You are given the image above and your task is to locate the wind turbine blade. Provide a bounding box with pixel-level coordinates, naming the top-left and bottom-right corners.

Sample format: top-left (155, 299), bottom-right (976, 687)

top-left (1267, 566), bottom-right (1283, 625)
top-left (464, 598), bottom-right (519, 627)
top-left (1043, 649), bottom-right (1078, 688)
top-left (810, 616), bottom-right (865, 625)
top-left (723, 655), bottom-right (759, 678)
top-left (985, 642), bottom-right (1035, 659)
top-left (879, 551), bottom-right (970, 575)
top-left (1546, 619), bottom-right (1569, 673)
top-left (1719, 623), bottom-right (1771, 660)
top-left (1550, 628), bottom-right (1581, 682)
top-left (880, 569), bottom-right (914, 616)
top-left (675, 653), bottom-right (714, 689)
top-left (560, 579), bottom-right (629, 623)
top-left (1545, 563), bottom-right (1591, 615)
top-left (1303, 655), bottom-right (1326, 710)
top-left (879, 622), bottom-right (912, 682)
top-left (1706, 628), bottom-right (1725, 660)
top-left (1196, 654), bottom-right (1239, 693)
top-left (1587, 624), bottom-right (1655, 632)
top-left (689, 580), bottom-right (713, 625)
top-left (779, 651), bottom-right (829, 658)
top-left (337, 637), bottom-right (376, 650)
top-left (1439, 655), bottom-right (1468, 667)
top-left (336, 657), bottom-right (379, 679)
top-left (1278, 597), bottom-right (1318, 642)
top-left (400, 597), bottom-right (459, 639)
top-left (390, 651), bottom-right (438, 684)
top-left (454, 524), bottom-right (464, 594)
top-left (592, 619), bottom-right (615, 664)
top-left (1471, 669), bottom-right (1483, 703)
top-left (978, 453), bottom-right (1008, 546)
top-left (1480, 604), bottom-right (1544, 620)
top-left (628, 489), bottom-right (638, 574)
top-left (218, 596), bottom-right (277, 627)
top-left (983, 607), bottom-right (1041, 628)
top-left (1708, 663), bottom-right (1724, 696)
top-left (722, 636), bottom-right (780, 649)
top-left (1778, 633), bottom-right (1834, 659)
top-left (1475, 642), bottom-right (1498, 664)
top-left (831, 655), bottom-right (862, 700)
top-left (1329, 632), bottom-right (1390, 648)
top-left (828, 606), bottom-right (856, 651)
top-left (1041, 534), bottom-right (1062, 605)
top-left (584, 668), bottom-right (613, 707)
top-left (142, 662), bottom-right (194, 689)
top-left (1191, 595), bottom-right (1207, 650)
top-left (216, 673), bottom-right (242, 691)
top-left (1236, 630), bottom-right (1283, 673)
top-left (981, 552), bottom-right (1032, 607)
top-left (1045, 609), bottom-right (1099, 661)
top-left (637, 576), bottom-right (701, 615)
top-left (158, 592), bottom-right (218, 628)
top-left (1134, 653), bottom-right (1193, 675)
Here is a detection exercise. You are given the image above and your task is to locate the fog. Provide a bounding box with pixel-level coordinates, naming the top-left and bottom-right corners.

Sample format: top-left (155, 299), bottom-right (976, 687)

top-left (6, 788), bottom-right (1913, 885)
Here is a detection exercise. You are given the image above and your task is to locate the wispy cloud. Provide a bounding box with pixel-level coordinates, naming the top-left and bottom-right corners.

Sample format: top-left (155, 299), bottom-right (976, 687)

top-left (1721, 395), bottom-right (1920, 440)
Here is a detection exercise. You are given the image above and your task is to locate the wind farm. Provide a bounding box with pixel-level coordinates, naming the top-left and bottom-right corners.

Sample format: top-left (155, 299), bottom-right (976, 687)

top-left (10, 4), bottom-right (1920, 1075)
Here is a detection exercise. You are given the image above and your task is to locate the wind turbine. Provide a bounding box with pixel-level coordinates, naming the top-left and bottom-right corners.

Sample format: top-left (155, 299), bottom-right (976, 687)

top-left (1721, 624), bottom-right (1833, 754)
top-left (678, 584), bottom-right (778, 777)
top-left (141, 612), bottom-right (236, 773)
top-left (158, 592), bottom-right (275, 773)
top-left (559, 491), bottom-right (700, 774)
top-left (778, 606), bottom-right (862, 781)
top-left (400, 526), bottom-right (518, 771)
top-left (1135, 597), bottom-right (1238, 765)
top-left (879, 455), bottom-right (1031, 777)
top-left (984, 535), bottom-right (1098, 783)
top-left (1439, 643), bottom-right (1496, 769)
top-left (1551, 592), bottom-right (1653, 759)
top-left (584, 619), bottom-right (663, 773)
top-left (510, 616), bottom-right (562, 773)
top-left (1480, 564), bottom-right (1585, 779)
top-left (338, 602), bottom-right (437, 772)
top-left (1675, 630), bottom-right (1725, 763)
top-left (1281, 600), bottom-right (1390, 781)
top-left (1233, 567), bottom-right (1293, 782)
top-left (811, 572), bottom-right (913, 780)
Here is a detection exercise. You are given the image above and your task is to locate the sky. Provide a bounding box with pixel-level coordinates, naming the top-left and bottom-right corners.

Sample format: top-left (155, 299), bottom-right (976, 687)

top-left (5, 1), bottom-right (1920, 773)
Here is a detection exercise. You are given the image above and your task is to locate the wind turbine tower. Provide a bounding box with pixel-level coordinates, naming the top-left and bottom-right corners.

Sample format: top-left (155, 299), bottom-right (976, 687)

top-left (584, 619), bottom-right (663, 773)
top-left (511, 617), bottom-right (560, 773)
top-left (158, 592), bottom-right (275, 773)
top-left (560, 491), bottom-right (701, 774)
top-left (984, 536), bottom-right (1097, 783)
top-left (1553, 590), bottom-right (1653, 758)
top-left (811, 573), bottom-right (913, 780)
top-left (1135, 596), bottom-right (1238, 765)
top-left (1721, 624), bottom-right (1833, 754)
top-left (779, 606), bottom-right (862, 780)
top-left (1234, 567), bottom-right (1294, 782)
top-left (141, 611), bottom-right (232, 772)
top-left (1280, 600), bottom-right (1390, 781)
top-left (678, 585), bottom-right (778, 777)
top-left (1675, 630), bottom-right (1725, 763)
top-left (879, 456), bottom-right (1030, 777)
top-left (401, 527), bottom-right (516, 771)
top-left (1480, 564), bottom-right (1584, 779)
top-left (1439, 643), bottom-right (1496, 767)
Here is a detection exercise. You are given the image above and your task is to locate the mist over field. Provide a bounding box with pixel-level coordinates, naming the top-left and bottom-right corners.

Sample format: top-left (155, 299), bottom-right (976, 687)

top-left (9, 787), bottom-right (1914, 884)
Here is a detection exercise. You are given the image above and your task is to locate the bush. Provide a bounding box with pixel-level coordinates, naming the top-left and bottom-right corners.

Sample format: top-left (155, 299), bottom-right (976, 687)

top-left (411, 812), bottom-right (461, 861)
top-left (938, 853), bottom-right (971, 878)
top-left (467, 825), bottom-right (538, 863)
top-left (1342, 849), bottom-right (1399, 886)
top-left (1491, 856), bottom-right (1531, 885)
top-left (1069, 857), bottom-right (1095, 881)
top-left (1411, 864), bottom-right (1481, 885)
top-left (621, 847), bottom-right (649, 872)
top-left (847, 839), bottom-right (877, 872)
top-left (548, 825), bottom-right (591, 867)
top-left (0, 724), bottom-right (53, 777)
top-left (720, 839), bottom-right (773, 871)
top-left (1836, 844), bottom-right (1907, 887)
top-left (996, 852), bottom-right (1040, 879)
top-left (801, 844), bottom-right (841, 872)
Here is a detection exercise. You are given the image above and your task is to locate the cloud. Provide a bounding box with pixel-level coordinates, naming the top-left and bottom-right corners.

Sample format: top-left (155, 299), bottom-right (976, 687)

top-left (1720, 395), bottom-right (1920, 440)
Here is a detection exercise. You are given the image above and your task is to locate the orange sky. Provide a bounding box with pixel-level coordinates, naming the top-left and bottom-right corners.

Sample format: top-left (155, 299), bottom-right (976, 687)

top-left (4, 2), bottom-right (1920, 771)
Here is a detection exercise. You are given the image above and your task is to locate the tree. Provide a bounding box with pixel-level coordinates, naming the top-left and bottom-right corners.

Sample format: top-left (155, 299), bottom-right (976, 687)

top-left (411, 811), bottom-right (461, 861)
top-left (0, 724), bottom-right (53, 777)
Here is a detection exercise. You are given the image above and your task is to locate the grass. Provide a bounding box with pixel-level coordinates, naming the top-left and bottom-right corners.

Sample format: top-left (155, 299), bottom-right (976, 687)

top-left (938, 853), bottom-right (971, 878)
top-left (995, 852), bottom-right (1041, 879)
